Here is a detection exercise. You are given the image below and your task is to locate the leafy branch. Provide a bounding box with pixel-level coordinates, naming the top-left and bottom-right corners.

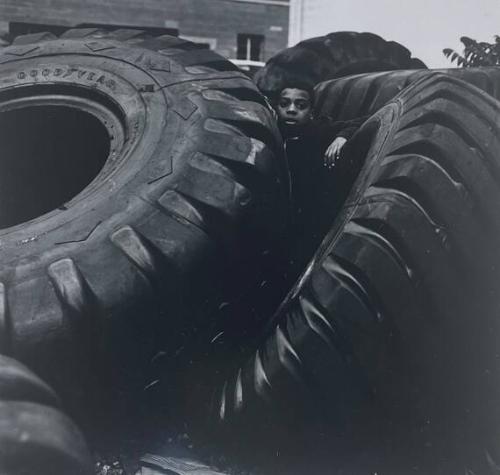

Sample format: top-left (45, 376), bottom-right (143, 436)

top-left (443, 36), bottom-right (500, 67)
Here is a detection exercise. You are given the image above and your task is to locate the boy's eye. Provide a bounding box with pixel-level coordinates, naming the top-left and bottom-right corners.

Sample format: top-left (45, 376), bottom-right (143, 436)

top-left (296, 101), bottom-right (309, 110)
top-left (279, 100), bottom-right (290, 108)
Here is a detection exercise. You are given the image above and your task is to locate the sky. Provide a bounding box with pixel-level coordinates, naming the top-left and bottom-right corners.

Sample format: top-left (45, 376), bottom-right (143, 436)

top-left (299, 0), bottom-right (500, 68)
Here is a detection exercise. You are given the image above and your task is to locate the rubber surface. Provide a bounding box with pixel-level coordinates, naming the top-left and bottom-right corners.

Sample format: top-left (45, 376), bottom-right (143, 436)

top-left (208, 74), bottom-right (500, 474)
top-left (255, 31), bottom-right (426, 99)
top-left (315, 66), bottom-right (500, 122)
top-left (0, 29), bottom-right (288, 400)
top-left (0, 355), bottom-right (92, 475)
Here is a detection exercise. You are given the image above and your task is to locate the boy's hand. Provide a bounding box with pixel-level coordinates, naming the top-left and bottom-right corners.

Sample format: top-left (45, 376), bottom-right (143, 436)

top-left (324, 137), bottom-right (347, 169)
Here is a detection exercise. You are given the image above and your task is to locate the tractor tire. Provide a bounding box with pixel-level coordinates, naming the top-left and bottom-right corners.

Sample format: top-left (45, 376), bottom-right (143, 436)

top-left (0, 30), bottom-right (288, 399)
top-left (0, 355), bottom-right (92, 475)
top-left (255, 31), bottom-right (426, 100)
top-left (208, 74), bottom-right (500, 474)
top-left (315, 66), bottom-right (500, 122)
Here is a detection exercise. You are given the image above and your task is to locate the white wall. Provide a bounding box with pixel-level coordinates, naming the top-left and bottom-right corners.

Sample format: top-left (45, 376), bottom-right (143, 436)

top-left (290, 0), bottom-right (500, 68)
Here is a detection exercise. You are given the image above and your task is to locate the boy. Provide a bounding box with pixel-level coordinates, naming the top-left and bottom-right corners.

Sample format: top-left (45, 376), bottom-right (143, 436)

top-left (275, 83), bottom-right (366, 272)
top-left (276, 84), bottom-right (363, 167)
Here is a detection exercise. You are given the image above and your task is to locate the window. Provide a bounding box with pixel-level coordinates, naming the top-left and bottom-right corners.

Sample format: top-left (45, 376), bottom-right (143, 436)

top-left (237, 34), bottom-right (264, 61)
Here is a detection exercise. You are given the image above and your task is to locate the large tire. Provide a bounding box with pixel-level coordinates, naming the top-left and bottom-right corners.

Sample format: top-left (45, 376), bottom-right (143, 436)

top-left (207, 75), bottom-right (500, 474)
top-left (0, 355), bottom-right (92, 475)
top-left (254, 31), bottom-right (426, 99)
top-left (0, 30), bottom-right (288, 399)
top-left (315, 66), bottom-right (500, 122)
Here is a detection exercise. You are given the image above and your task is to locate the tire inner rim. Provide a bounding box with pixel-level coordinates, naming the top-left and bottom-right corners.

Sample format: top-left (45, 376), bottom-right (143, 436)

top-left (0, 84), bottom-right (125, 229)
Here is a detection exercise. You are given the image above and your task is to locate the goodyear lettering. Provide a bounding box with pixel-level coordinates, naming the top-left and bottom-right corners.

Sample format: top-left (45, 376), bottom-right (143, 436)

top-left (15, 68), bottom-right (116, 90)
top-left (62, 68), bottom-right (78, 78)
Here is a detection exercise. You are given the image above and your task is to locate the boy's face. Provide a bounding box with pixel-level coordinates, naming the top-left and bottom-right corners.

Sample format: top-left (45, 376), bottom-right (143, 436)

top-left (276, 88), bottom-right (313, 136)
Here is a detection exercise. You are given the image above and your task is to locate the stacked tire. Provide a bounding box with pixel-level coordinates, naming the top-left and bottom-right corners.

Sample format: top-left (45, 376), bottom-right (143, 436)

top-left (0, 355), bottom-right (92, 474)
top-left (208, 74), bottom-right (500, 474)
top-left (314, 66), bottom-right (500, 121)
top-left (254, 31), bottom-right (427, 100)
top-left (0, 29), bottom-right (288, 403)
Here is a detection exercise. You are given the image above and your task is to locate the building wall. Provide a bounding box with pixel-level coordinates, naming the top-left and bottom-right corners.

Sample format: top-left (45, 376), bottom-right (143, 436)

top-left (0, 0), bottom-right (289, 61)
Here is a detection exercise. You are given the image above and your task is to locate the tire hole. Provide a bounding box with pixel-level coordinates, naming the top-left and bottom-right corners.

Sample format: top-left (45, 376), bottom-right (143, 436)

top-left (0, 105), bottom-right (110, 228)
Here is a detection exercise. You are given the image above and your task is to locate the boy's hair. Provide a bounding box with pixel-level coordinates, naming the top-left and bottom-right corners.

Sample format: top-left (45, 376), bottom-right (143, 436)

top-left (279, 82), bottom-right (315, 103)
top-left (269, 80), bottom-right (315, 109)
